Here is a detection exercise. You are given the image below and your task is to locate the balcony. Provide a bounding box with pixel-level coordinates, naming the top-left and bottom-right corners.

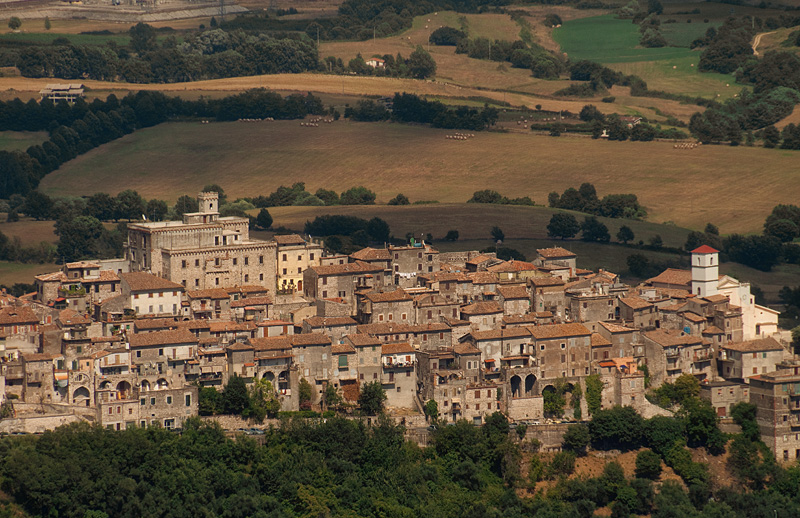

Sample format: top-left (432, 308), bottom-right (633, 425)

top-left (693, 349), bottom-right (714, 362)
top-left (665, 349), bottom-right (680, 358)
top-left (383, 361), bottom-right (412, 369)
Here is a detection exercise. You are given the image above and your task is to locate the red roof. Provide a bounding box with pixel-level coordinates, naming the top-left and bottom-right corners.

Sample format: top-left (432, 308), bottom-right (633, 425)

top-left (691, 245), bottom-right (718, 254)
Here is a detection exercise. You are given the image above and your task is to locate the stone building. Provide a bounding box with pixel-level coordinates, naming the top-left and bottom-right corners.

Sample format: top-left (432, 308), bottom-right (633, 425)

top-left (700, 379), bottom-right (750, 418)
top-left (303, 261), bottom-right (385, 310)
top-left (275, 234), bottom-right (324, 294)
top-left (120, 272), bottom-right (183, 317)
top-left (719, 337), bottom-right (786, 382)
top-left (358, 289), bottom-right (414, 324)
top-left (381, 342), bottom-right (416, 408)
top-left (642, 330), bottom-right (712, 385)
top-left (127, 192), bottom-right (277, 291)
top-left (529, 276), bottom-right (567, 321)
top-left (750, 367), bottom-right (800, 462)
top-left (388, 243), bottom-right (439, 288)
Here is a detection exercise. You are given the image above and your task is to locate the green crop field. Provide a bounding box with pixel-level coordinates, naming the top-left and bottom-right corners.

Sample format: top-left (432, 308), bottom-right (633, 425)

top-left (38, 120), bottom-right (800, 234)
top-left (0, 130), bottom-right (47, 152)
top-left (553, 14), bottom-right (740, 98)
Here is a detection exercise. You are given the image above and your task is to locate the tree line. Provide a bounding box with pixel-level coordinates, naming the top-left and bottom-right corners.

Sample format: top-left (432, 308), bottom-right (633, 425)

top-left (0, 90), bottom-right (325, 200)
top-left (12, 25), bottom-right (318, 82)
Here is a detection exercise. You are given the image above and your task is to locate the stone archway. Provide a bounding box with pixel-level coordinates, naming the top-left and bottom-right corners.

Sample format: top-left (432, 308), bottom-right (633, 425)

top-left (524, 374), bottom-right (536, 397)
top-left (72, 386), bottom-right (90, 406)
top-left (510, 375), bottom-right (522, 398)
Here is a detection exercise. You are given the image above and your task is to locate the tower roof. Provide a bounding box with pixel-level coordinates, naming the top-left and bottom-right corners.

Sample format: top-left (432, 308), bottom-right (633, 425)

top-left (691, 245), bottom-right (718, 254)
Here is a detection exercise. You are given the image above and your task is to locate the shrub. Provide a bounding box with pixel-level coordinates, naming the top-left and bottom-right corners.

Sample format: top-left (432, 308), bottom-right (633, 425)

top-left (546, 451), bottom-right (576, 479)
top-left (635, 449), bottom-right (663, 480)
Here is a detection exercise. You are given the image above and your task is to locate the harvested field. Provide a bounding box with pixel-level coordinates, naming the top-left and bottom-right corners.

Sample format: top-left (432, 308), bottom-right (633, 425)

top-left (38, 120), bottom-right (800, 234)
top-left (0, 261), bottom-right (57, 287)
top-left (0, 130), bottom-right (47, 151)
top-left (0, 218), bottom-right (58, 246)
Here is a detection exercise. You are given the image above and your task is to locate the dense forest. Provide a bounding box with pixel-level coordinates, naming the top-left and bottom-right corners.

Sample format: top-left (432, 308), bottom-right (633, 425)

top-left (3, 395), bottom-right (800, 518)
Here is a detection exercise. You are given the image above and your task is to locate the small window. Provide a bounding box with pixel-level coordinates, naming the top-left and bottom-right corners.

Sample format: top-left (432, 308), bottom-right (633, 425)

top-left (166, 396), bottom-right (173, 405)
top-left (185, 395), bottom-right (191, 406)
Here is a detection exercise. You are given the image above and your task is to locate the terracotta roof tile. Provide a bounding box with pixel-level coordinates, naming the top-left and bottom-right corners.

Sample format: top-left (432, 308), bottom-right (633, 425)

top-left (643, 330), bottom-right (702, 348)
top-left (528, 323), bottom-right (591, 339)
top-left (488, 260), bottom-right (537, 273)
top-left (311, 260), bottom-right (383, 277)
top-left (691, 245), bottom-right (719, 254)
top-left (382, 342), bottom-right (415, 355)
top-left (332, 343), bottom-right (356, 354)
top-left (591, 333), bottom-right (612, 347)
top-left (248, 336), bottom-right (292, 351)
top-left (230, 296), bottom-right (272, 308)
top-left (598, 321), bottom-right (634, 333)
top-left (349, 247), bottom-right (392, 261)
top-left (537, 247), bottom-right (577, 259)
top-left (620, 296), bottom-right (653, 310)
top-left (291, 333), bottom-right (332, 346)
top-left (723, 337), bottom-right (783, 352)
top-left (345, 334), bottom-right (381, 347)
top-left (497, 286), bottom-right (529, 299)
top-left (646, 268), bottom-right (692, 288)
top-left (187, 289), bottom-right (230, 300)
top-left (120, 272), bottom-right (183, 292)
top-left (273, 234), bottom-right (307, 245)
top-left (129, 329), bottom-right (196, 348)
top-left (460, 301), bottom-right (503, 316)
top-left (304, 316), bottom-right (357, 327)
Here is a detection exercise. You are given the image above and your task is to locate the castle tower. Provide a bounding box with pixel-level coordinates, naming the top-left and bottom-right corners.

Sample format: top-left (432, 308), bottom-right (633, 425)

top-left (691, 245), bottom-right (719, 298)
top-left (198, 192), bottom-right (219, 215)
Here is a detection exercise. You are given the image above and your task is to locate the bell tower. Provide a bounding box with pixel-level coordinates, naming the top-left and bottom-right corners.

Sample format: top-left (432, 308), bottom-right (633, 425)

top-left (691, 245), bottom-right (719, 298)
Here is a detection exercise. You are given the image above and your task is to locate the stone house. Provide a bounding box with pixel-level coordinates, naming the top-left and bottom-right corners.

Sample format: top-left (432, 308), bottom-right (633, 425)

top-left (700, 380), bottom-right (750, 418)
top-left (230, 296), bottom-right (272, 323)
top-left (487, 260), bottom-right (539, 284)
top-left (275, 234), bottom-right (324, 294)
top-left (460, 301), bottom-right (503, 332)
top-left (330, 342), bottom-right (358, 394)
top-left (344, 334), bottom-right (382, 385)
top-left (619, 296), bottom-right (657, 329)
top-left (719, 337), bottom-right (786, 382)
top-left (595, 358), bottom-right (646, 408)
top-left (120, 272), bottom-right (184, 317)
top-left (529, 323), bottom-right (593, 381)
top-left (291, 333), bottom-right (333, 401)
top-left (129, 329), bottom-right (197, 378)
top-left (358, 289), bottom-right (414, 324)
top-left (535, 247), bottom-right (577, 271)
top-left (99, 384), bottom-right (198, 431)
top-left (301, 316), bottom-right (357, 345)
top-left (595, 321), bottom-right (639, 359)
top-left (749, 367), bottom-right (800, 462)
top-left (529, 276), bottom-right (566, 321)
top-left (414, 294), bottom-right (461, 325)
top-left (303, 261), bottom-right (385, 310)
top-left (496, 286), bottom-right (530, 316)
top-left (185, 288), bottom-right (232, 320)
top-left (642, 330), bottom-right (712, 385)
top-left (388, 244), bottom-right (439, 288)
top-left (381, 342), bottom-right (416, 408)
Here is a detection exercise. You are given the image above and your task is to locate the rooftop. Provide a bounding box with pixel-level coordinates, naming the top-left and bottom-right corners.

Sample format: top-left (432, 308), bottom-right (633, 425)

top-left (120, 272), bottom-right (183, 292)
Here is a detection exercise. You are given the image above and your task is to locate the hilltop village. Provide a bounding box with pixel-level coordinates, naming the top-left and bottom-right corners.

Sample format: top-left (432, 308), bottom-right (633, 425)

top-left (0, 191), bottom-right (796, 461)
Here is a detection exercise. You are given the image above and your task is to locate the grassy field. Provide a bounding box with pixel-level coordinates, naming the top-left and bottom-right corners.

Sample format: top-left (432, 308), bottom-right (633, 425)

top-left (0, 130), bottom-right (47, 151)
top-left (554, 14), bottom-right (739, 99)
top-left (0, 218), bottom-right (58, 246)
top-left (0, 261), bottom-right (57, 287)
top-left (37, 120), bottom-right (800, 234)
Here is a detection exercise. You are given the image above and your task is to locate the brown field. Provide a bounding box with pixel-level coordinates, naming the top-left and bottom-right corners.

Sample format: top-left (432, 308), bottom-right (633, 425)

top-left (0, 261), bottom-right (58, 287)
top-left (0, 73), bottom-right (693, 123)
top-left (0, 218), bottom-right (58, 246)
top-left (37, 120), bottom-right (800, 233)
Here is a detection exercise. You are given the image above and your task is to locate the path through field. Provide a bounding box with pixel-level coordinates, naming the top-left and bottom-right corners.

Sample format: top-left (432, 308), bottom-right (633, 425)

top-left (752, 31), bottom-right (776, 56)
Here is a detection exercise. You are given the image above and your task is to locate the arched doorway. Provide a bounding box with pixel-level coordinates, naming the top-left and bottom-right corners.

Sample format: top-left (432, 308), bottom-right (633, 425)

top-left (116, 381), bottom-right (131, 399)
top-left (72, 386), bottom-right (91, 406)
top-left (510, 375), bottom-right (522, 398)
top-left (525, 374), bottom-right (536, 397)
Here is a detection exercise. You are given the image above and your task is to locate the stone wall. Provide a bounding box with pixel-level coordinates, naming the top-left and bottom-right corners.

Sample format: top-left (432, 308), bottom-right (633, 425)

top-left (0, 414), bottom-right (86, 434)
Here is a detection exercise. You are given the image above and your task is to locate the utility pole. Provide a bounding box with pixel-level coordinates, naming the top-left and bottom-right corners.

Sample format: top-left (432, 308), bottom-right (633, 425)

top-left (219, 0), bottom-right (224, 23)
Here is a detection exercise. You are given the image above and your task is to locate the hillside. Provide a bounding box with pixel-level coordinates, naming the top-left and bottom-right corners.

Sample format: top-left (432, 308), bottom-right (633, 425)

top-left (38, 120), bottom-right (800, 234)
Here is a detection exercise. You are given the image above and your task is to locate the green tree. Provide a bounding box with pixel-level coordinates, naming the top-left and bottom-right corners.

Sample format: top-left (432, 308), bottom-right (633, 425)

top-left (129, 22), bottom-right (157, 54)
top-left (680, 396), bottom-right (725, 454)
top-left (424, 399), bottom-right (439, 422)
top-left (173, 194), bottom-right (199, 218)
top-left (588, 405), bottom-right (645, 451)
top-left (571, 383), bottom-right (583, 420)
top-left (617, 225), bottom-right (635, 244)
top-left (635, 449), bottom-right (663, 479)
top-left (366, 217), bottom-right (390, 241)
top-left (315, 188), bottom-right (339, 205)
top-left (515, 423), bottom-right (528, 441)
top-left (445, 230), bottom-right (459, 241)
top-left (202, 184), bottom-right (227, 204)
top-left (247, 377), bottom-right (281, 422)
top-left (388, 193), bottom-right (410, 205)
top-left (408, 45), bottom-right (437, 79)
top-left (581, 216), bottom-right (610, 242)
top-left (543, 384), bottom-right (566, 418)
top-left (255, 208), bottom-right (273, 229)
top-left (44, 17), bottom-right (51, 30)
top-left (528, 453), bottom-right (544, 483)
top-left (145, 199), bottom-right (168, 221)
top-left (340, 186), bottom-right (376, 205)
top-left (115, 189), bottom-right (145, 220)
top-left (546, 451), bottom-right (576, 479)
top-left (358, 380), bottom-right (386, 415)
top-left (55, 215), bottom-right (105, 262)
top-left (23, 191), bottom-right (53, 221)
top-left (323, 384), bottom-right (343, 411)
top-left (222, 375), bottom-right (250, 415)
top-left (765, 218), bottom-right (799, 242)
top-left (8, 17), bottom-right (21, 30)
top-left (298, 378), bottom-right (313, 410)
top-left (547, 213), bottom-right (580, 240)
top-left (198, 386), bottom-right (221, 415)
top-left (584, 374), bottom-right (603, 416)
top-left (562, 423), bottom-right (590, 456)
top-left (491, 226), bottom-right (504, 242)
top-left (648, 234), bottom-right (663, 248)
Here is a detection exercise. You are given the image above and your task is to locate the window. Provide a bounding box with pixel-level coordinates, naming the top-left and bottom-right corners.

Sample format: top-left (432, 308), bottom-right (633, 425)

top-left (136, 351), bottom-right (141, 358)
top-left (259, 274), bottom-right (264, 281)
top-left (195, 279), bottom-right (200, 287)
top-left (244, 274), bottom-right (249, 282)
top-left (185, 394), bottom-right (191, 406)
top-left (561, 343), bottom-right (566, 349)
top-left (233, 258), bottom-right (237, 266)
top-left (259, 255), bottom-right (264, 264)
top-left (195, 259), bottom-right (200, 267)
top-left (215, 278), bottom-right (219, 286)
top-left (310, 253), bottom-right (315, 260)
top-left (182, 260), bottom-right (186, 268)
top-left (150, 397), bottom-right (156, 405)
top-left (215, 258), bottom-right (220, 267)
top-left (140, 398), bottom-right (146, 405)
top-left (148, 305), bottom-right (153, 313)
top-left (282, 254), bottom-right (287, 261)
top-left (322, 277), bottom-right (327, 285)
top-left (244, 257), bottom-right (249, 266)
top-left (475, 390), bottom-right (480, 398)
top-left (401, 313), bottom-right (407, 320)
top-left (166, 396), bottom-right (173, 405)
